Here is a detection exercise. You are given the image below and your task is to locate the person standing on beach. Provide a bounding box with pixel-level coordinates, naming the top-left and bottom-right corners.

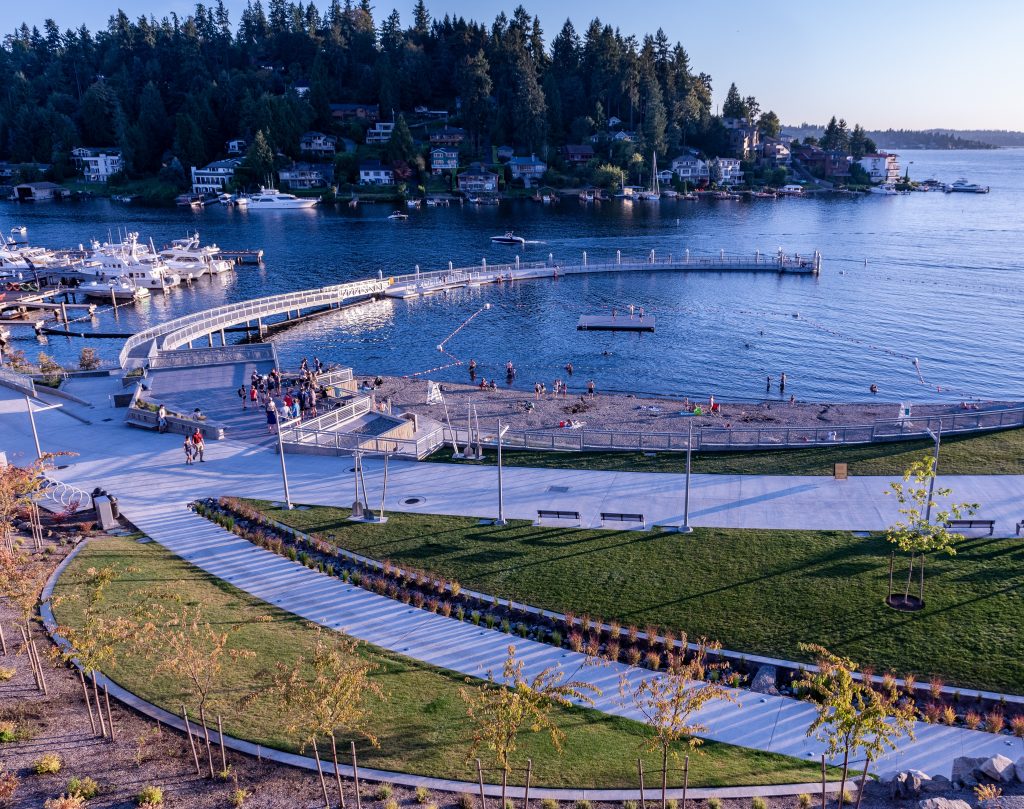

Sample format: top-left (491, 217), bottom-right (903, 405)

top-left (587, 380), bottom-right (595, 399)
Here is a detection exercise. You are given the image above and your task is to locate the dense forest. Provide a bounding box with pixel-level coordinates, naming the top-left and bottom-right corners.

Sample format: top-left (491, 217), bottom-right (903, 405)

top-left (784, 123), bottom-right (1008, 150)
top-left (0, 1), bottom-right (779, 185)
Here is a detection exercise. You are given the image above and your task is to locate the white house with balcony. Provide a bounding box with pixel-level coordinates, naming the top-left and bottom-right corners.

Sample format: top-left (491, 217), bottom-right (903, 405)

top-left (507, 154), bottom-right (547, 186)
top-left (299, 131), bottom-right (337, 158)
top-left (711, 157), bottom-right (744, 186)
top-left (365, 122), bottom-right (395, 145)
top-left (190, 158), bottom-right (241, 195)
top-left (670, 154), bottom-right (710, 184)
top-left (71, 147), bottom-right (123, 182)
top-left (858, 152), bottom-right (901, 184)
top-left (358, 159), bottom-right (394, 185)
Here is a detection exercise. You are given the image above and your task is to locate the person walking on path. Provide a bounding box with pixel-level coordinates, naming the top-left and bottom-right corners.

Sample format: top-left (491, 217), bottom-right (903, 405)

top-left (238, 385), bottom-right (247, 410)
top-left (183, 436), bottom-right (194, 465)
top-left (191, 429), bottom-right (205, 462)
top-left (157, 404), bottom-right (168, 433)
top-left (266, 398), bottom-right (279, 434)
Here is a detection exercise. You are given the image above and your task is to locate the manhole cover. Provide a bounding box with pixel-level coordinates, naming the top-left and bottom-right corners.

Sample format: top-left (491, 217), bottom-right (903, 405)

top-left (402, 497), bottom-right (425, 506)
top-left (547, 485), bottom-right (570, 493)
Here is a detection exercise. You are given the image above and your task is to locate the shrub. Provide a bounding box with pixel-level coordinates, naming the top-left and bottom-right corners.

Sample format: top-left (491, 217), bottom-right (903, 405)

top-left (137, 785), bottom-right (164, 806)
top-left (605, 641), bottom-right (620, 662)
top-left (1010, 714), bottom-right (1024, 738)
top-left (484, 614), bottom-right (496, 630)
top-left (928, 676), bottom-right (944, 700)
top-left (385, 800), bottom-right (400, 809)
top-left (0, 667), bottom-right (14, 682)
top-left (0, 770), bottom-right (19, 802)
top-left (504, 801), bottom-right (514, 809)
top-left (35, 754), bottom-right (63, 775)
top-left (377, 784), bottom-right (394, 800)
top-left (964, 710), bottom-right (982, 729)
top-left (541, 800), bottom-right (559, 809)
top-left (975, 784), bottom-right (1002, 803)
top-left (623, 801), bottom-right (638, 809)
top-left (0, 721), bottom-right (18, 742)
top-left (231, 787), bottom-right (249, 807)
top-left (78, 348), bottom-right (102, 371)
top-left (416, 785), bottom-right (431, 803)
top-left (550, 629), bottom-right (562, 647)
top-left (665, 800), bottom-right (678, 809)
top-left (516, 622), bottom-right (528, 638)
top-left (645, 650), bottom-right (661, 670)
top-left (752, 797), bottom-right (768, 809)
top-left (708, 799), bottom-right (722, 809)
top-left (840, 792), bottom-right (853, 807)
top-left (44, 796), bottom-right (86, 809)
top-left (500, 618), bottom-right (511, 634)
top-left (66, 776), bottom-right (100, 799)
top-left (568, 632), bottom-right (584, 652)
top-left (575, 801), bottom-right (592, 809)
top-left (455, 606), bottom-right (465, 621)
top-left (797, 794), bottom-right (813, 809)
top-left (458, 793), bottom-right (475, 809)
top-left (626, 647), bottom-right (643, 666)
top-left (984, 710), bottom-right (1005, 734)
top-left (470, 611), bottom-right (481, 626)
top-left (941, 706), bottom-right (957, 726)
top-left (922, 703), bottom-right (942, 724)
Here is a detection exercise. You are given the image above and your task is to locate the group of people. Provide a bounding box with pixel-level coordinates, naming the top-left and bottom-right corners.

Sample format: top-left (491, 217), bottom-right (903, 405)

top-left (237, 358), bottom-right (327, 434)
top-left (182, 429), bottom-right (205, 464)
top-left (766, 372), bottom-right (788, 393)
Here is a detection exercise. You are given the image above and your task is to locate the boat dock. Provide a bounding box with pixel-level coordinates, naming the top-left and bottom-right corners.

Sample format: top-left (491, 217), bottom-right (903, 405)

top-left (384, 249), bottom-right (821, 299)
top-left (218, 249), bottom-right (264, 264)
top-left (578, 313), bottom-right (655, 332)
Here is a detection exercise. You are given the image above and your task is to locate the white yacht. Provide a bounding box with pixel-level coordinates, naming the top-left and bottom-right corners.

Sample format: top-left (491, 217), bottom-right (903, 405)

top-left (0, 241), bottom-right (67, 276)
top-left (158, 233), bottom-right (233, 281)
top-left (80, 278), bottom-right (151, 302)
top-left (80, 232), bottom-right (181, 290)
top-left (945, 178), bottom-right (990, 194)
top-left (868, 184), bottom-right (898, 195)
top-left (244, 187), bottom-right (318, 209)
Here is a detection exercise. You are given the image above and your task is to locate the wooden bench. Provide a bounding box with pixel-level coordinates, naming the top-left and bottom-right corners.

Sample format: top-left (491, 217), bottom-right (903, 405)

top-left (946, 519), bottom-right (995, 536)
top-left (600, 511), bottom-right (646, 528)
top-left (537, 509), bottom-right (582, 522)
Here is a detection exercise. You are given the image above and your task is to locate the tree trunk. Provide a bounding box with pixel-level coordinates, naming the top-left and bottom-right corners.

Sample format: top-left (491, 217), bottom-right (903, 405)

top-left (661, 744), bottom-right (668, 809)
top-left (855, 757), bottom-right (871, 809)
top-left (919, 556), bottom-right (925, 603)
top-left (330, 731), bottom-right (346, 809)
top-left (523, 758), bottom-right (532, 809)
top-left (638, 758), bottom-right (646, 809)
top-left (313, 738), bottom-right (331, 809)
top-left (821, 755), bottom-right (826, 809)
top-left (681, 755), bottom-right (689, 809)
top-left (0, 620), bottom-right (7, 655)
top-left (501, 765), bottom-right (508, 809)
top-left (182, 705), bottom-right (202, 776)
top-left (217, 715), bottom-right (227, 773)
top-left (350, 741), bottom-right (362, 809)
top-left (477, 758), bottom-right (487, 809)
top-left (93, 675), bottom-right (107, 737)
top-left (838, 749), bottom-right (849, 808)
top-left (103, 684), bottom-right (114, 740)
top-left (199, 706), bottom-right (215, 777)
top-left (903, 552), bottom-right (915, 602)
top-left (79, 669), bottom-right (97, 735)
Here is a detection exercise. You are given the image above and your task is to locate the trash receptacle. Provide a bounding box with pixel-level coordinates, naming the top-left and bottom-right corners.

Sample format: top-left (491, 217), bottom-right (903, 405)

top-left (107, 495), bottom-right (119, 519)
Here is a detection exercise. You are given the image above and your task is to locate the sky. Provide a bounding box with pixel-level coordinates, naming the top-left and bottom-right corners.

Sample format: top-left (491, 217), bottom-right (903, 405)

top-left (5, 0), bottom-right (1024, 131)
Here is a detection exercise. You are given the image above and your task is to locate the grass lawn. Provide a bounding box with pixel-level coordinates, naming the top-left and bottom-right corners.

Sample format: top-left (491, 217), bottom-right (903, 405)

top-left (425, 427), bottom-right (1024, 476)
top-left (52, 537), bottom-right (830, 788)
top-left (251, 501), bottom-right (1024, 694)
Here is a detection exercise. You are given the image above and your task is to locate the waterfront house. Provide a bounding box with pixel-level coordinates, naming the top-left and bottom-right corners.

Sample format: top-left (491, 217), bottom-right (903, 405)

top-left (330, 103), bottom-right (380, 122)
top-left (858, 152), bottom-right (901, 184)
top-left (430, 147), bottom-right (459, 175)
top-left (280, 162), bottom-right (334, 190)
top-left (562, 144), bottom-right (595, 165)
top-left (508, 154), bottom-right (547, 186)
top-left (190, 158), bottom-right (241, 195)
top-left (225, 138), bottom-right (247, 155)
top-left (430, 126), bottom-right (467, 147)
top-left (610, 130), bottom-right (635, 143)
top-left (607, 116), bottom-right (623, 128)
top-left (11, 181), bottom-right (68, 201)
top-left (657, 169), bottom-right (675, 186)
top-left (760, 138), bottom-right (791, 167)
top-left (457, 162), bottom-right (499, 193)
top-left (414, 106), bottom-right (450, 119)
top-left (823, 150), bottom-right (852, 180)
top-left (365, 122), bottom-right (396, 145)
top-left (723, 119), bottom-right (760, 160)
top-left (670, 154), bottom-right (710, 184)
top-left (299, 131), bottom-right (337, 159)
top-left (358, 160), bottom-right (395, 186)
top-left (71, 147), bottom-right (123, 182)
top-left (495, 145), bottom-right (515, 161)
top-left (711, 157), bottom-right (744, 186)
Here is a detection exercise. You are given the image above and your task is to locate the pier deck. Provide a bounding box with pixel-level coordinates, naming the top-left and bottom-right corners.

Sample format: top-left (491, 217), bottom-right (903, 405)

top-left (578, 314), bottom-right (655, 332)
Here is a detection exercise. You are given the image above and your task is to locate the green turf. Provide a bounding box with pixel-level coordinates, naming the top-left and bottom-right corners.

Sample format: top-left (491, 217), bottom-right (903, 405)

top-left (424, 427), bottom-right (1024, 476)
top-left (53, 537), bottom-right (831, 788)
top-left (251, 501), bottom-right (1024, 694)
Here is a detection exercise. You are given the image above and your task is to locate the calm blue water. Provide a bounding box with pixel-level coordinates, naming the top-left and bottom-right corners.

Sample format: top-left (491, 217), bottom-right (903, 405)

top-left (4, 149), bottom-right (1023, 402)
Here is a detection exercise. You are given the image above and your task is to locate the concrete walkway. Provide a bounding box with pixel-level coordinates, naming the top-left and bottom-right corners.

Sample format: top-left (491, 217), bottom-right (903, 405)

top-left (3, 383), bottom-right (1023, 780)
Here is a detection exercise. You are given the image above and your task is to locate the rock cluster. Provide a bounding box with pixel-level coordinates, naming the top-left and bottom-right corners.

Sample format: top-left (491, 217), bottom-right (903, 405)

top-left (881, 754), bottom-right (1024, 807)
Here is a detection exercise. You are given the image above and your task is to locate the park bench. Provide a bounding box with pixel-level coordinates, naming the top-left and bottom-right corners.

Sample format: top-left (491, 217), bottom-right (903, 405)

top-left (125, 406), bottom-right (226, 440)
top-left (536, 509), bottom-right (582, 524)
top-left (600, 511), bottom-right (646, 528)
top-left (946, 518), bottom-right (995, 536)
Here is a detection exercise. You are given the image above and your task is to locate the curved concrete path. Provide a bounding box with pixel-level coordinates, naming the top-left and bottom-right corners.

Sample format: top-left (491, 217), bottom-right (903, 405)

top-left (3, 381), bottom-right (1023, 782)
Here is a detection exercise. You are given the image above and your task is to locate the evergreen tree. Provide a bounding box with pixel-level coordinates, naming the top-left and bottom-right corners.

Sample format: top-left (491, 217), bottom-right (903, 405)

top-left (458, 50), bottom-right (492, 153)
top-left (241, 128), bottom-right (276, 186)
top-left (385, 113), bottom-right (415, 163)
top-left (641, 68), bottom-right (666, 155)
top-left (757, 110), bottom-right (781, 139)
top-left (722, 82), bottom-right (745, 119)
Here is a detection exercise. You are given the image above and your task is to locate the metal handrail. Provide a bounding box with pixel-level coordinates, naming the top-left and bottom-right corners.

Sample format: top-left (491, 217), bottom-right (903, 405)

top-left (0, 367), bottom-right (36, 396)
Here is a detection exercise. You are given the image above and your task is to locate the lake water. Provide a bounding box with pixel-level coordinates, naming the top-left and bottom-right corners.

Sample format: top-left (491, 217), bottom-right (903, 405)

top-left (4, 149), bottom-right (1022, 403)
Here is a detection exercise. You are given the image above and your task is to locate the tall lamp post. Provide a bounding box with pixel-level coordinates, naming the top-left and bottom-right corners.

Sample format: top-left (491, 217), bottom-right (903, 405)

top-left (495, 421), bottom-right (510, 526)
top-left (677, 419), bottom-right (694, 533)
top-left (275, 410), bottom-right (294, 510)
top-left (923, 423), bottom-right (941, 524)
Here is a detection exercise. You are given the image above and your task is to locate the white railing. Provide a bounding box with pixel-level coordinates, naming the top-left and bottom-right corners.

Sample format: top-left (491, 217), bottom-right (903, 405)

top-left (148, 344), bottom-right (278, 369)
top-left (284, 424), bottom-right (445, 458)
top-left (442, 407), bottom-right (1024, 454)
top-left (0, 367), bottom-right (36, 396)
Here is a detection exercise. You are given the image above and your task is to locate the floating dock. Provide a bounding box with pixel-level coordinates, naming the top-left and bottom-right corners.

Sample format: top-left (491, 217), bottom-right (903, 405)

top-left (219, 249), bottom-right (264, 264)
top-left (577, 314), bottom-right (655, 332)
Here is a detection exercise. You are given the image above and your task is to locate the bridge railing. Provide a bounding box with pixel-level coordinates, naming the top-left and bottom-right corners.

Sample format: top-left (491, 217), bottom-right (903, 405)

top-left (0, 367), bottom-right (36, 396)
top-left (148, 344), bottom-right (278, 369)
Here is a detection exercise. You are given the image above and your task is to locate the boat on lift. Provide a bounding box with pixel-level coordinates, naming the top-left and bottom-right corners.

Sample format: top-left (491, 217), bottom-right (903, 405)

top-left (158, 233), bottom-right (233, 281)
top-left (490, 231), bottom-right (526, 246)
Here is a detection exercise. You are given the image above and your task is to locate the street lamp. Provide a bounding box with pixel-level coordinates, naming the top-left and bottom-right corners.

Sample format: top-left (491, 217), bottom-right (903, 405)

top-left (676, 419), bottom-right (694, 533)
top-left (495, 421), bottom-right (510, 526)
top-left (923, 423), bottom-right (941, 524)
top-left (275, 410), bottom-right (293, 510)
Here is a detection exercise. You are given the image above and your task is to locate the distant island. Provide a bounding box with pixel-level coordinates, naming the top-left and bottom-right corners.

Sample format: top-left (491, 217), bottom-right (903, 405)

top-left (782, 124), bottom-right (1024, 150)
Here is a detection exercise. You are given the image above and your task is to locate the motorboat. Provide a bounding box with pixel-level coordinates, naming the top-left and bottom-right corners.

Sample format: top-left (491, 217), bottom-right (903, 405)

top-left (490, 232), bottom-right (526, 246)
top-left (80, 278), bottom-right (150, 302)
top-left (868, 184), bottom-right (898, 195)
top-left (158, 233), bottom-right (233, 280)
top-left (387, 210), bottom-right (409, 220)
top-left (245, 187), bottom-right (319, 209)
top-left (80, 232), bottom-right (181, 290)
top-left (778, 184), bottom-right (805, 196)
top-left (752, 191), bottom-right (777, 199)
top-left (406, 199), bottom-right (421, 209)
top-left (945, 178), bottom-right (990, 194)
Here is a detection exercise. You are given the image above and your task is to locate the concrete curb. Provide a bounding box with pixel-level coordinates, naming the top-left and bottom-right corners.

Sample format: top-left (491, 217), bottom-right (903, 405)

top-left (39, 536), bottom-right (844, 800)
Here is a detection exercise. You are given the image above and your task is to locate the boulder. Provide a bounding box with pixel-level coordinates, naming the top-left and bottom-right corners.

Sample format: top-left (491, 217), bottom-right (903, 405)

top-left (978, 754), bottom-right (1015, 783)
top-left (918, 799), bottom-right (971, 809)
top-left (950, 756), bottom-right (986, 787)
top-left (750, 664), bottom-right (779, 695)
top-left (891, 771), bottom-right (923, 800)
top-left (1016, 756), bottom-right (1024, 784)
top-left (919, 776), bottom-right (948, 795)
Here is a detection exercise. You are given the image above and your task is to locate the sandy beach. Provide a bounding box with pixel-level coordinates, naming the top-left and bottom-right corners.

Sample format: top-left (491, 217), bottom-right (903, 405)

top-left (359, 374), bottom-right (1018, 435)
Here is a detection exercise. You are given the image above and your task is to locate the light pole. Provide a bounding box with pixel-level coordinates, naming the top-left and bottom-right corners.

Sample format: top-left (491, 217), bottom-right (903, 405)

top-left (495, 421), bottom-right (510, 526)
top-left (677, 419), bottom-right (694, 533)
top-left (275, 410), bottom-right (293, 510)
top-left (924, 423), bottom-right (941, 524)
